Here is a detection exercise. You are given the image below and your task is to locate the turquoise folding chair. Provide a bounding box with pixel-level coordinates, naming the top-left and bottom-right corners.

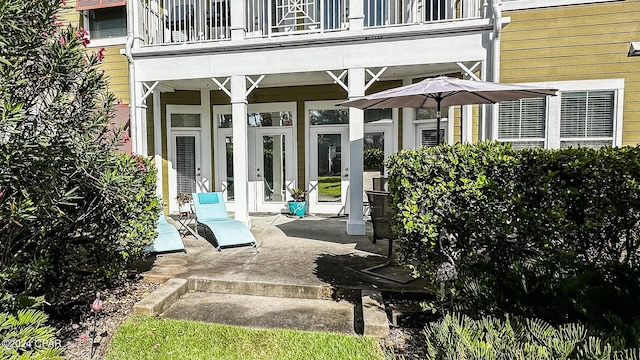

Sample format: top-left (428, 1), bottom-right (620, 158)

top-left (191, 192), bottom-right (257, 251)
top-left (147, 213), bottom-right (187, 253)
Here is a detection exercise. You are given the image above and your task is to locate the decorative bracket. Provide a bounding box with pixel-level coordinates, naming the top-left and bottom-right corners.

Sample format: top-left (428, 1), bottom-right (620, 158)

top-left (245, 75), bottom-right (265, 97)
top-left (457, 62), bottom-right (481, 81)
top-left (139, 81), bottom-right (160, 105)
top-left (211, 77), bottom-right (232, 99)
top-left (364, 67), bottom-right (387, 92)
top-left (326, 70), bottom-right (348, 92)
top-left (212, 75), bottom-right (265, 100)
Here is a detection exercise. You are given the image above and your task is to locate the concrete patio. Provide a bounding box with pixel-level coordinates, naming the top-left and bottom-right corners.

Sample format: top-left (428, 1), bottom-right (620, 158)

top-left (135, 214), bottom-right (433, 337)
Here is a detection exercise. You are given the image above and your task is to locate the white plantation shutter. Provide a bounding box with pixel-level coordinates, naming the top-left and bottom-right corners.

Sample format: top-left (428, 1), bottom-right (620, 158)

top-left (421, 129), bottom-right (445, 147)
top-left (498, 98), bottom-right (546, 148)
top-left (176, 136), bottom-right (197, 194)
top-left (560, 91), bottom-right (614, 148)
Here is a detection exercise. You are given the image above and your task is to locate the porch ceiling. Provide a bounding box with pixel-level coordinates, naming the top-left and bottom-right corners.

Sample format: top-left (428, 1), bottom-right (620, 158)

top-left (151, 62), bottom-right (477, 91)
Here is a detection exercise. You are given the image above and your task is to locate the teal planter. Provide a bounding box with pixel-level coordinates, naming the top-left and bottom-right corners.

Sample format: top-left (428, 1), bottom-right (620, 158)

top-left (288, 201), bottom-right (306, 216)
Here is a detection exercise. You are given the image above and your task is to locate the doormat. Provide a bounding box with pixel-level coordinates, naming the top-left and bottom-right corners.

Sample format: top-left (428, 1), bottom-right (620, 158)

top-left (361, 263), bottom-right (416, 284)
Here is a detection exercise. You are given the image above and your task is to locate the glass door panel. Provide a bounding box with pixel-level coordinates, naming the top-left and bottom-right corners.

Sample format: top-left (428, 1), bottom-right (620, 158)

top-left (309, 127), bottom-right (349, 214)
top-left (316, 134), bottom-right (342, 203)
top-left (255, 128), bottom-right (294, 212)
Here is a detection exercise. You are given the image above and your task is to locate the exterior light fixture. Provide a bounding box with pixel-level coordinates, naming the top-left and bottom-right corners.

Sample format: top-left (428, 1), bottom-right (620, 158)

top-left (628, 42), bottom-right (640, 57)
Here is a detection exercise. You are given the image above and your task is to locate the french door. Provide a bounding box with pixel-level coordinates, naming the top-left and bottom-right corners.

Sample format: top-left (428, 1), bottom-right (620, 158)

top-left (308, 126), bottom-right (350, 214)
top-left (169, 131), bottom-right (202, 213)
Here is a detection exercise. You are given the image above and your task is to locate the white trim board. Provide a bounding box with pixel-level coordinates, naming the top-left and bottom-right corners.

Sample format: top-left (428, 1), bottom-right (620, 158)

top-left (502, 0), bottom-right (621, 11)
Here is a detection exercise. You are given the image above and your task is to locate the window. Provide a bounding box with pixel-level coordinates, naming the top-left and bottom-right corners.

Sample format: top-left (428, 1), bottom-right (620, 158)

top-left (498, 98), bottom-right (546, 149)
top-left (560, 91), bottom-right (614, 149)
top-left (88, 6), bottom-right (127, 40)
top-left (497, 79), bottom-right (622, 149)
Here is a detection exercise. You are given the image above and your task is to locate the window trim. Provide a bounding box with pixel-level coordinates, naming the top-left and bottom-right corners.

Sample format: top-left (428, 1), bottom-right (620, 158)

top-left (496, 79), bottom-right (624, 149)
top-left (76, 0), bottom-right (126, 11)
top-left (81, 6), bottom-right (128, 47)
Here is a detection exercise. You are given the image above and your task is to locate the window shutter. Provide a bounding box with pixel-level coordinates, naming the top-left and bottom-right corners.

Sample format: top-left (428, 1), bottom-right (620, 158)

top-left (498, 98), bottom-right (546, 148)
top-left (421, 129), bottom-right (445, 147)
top-left (77, 0), bottom-right (126, 11)
top-left (560, 91), bottom-right (614, 149)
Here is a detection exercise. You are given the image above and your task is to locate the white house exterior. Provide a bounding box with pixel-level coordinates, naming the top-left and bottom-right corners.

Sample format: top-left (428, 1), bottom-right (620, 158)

top-left (122, 0), bottom-right (505, 235)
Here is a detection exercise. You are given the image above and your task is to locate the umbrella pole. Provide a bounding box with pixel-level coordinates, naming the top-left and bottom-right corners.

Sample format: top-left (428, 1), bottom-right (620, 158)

top-left (436, 99), bottom-right (442, 145)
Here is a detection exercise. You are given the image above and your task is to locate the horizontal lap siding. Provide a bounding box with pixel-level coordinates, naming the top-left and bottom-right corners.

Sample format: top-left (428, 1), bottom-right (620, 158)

top-left (97, 46), bottom-right (129, 104)
top-left (501, 0), bottom-right (640, 145)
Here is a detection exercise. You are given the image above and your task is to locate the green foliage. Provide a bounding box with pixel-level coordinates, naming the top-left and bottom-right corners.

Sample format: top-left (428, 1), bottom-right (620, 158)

top-left (0, 0), bottom-right (161, 307)
top-left (364, 148), bottom-right (384, 172)
top-left (387, 142), bottom-right (640, 346)
top-left (0, 308), bottom-right (63, 359)
top-left (423, 313), bottom-right (639, 360)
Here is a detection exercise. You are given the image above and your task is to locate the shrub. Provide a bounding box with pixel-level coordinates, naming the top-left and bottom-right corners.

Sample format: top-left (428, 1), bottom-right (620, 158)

top-left (0, 0), bottom-right (161, 307)
top-left (387, 142), bottom-right (640, 345)
top-left (0, 308), bottom-right (63, 359)
top-left (424, 312), bottom-right (639, 360)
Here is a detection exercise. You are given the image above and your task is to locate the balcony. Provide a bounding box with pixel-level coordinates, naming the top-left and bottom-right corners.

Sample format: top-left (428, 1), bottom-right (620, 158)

top-left (138, 0), bottom-right (483, 46)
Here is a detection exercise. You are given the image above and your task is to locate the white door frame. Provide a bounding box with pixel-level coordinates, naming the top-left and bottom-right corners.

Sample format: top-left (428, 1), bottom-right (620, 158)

top-left (166, 104), bottom-right (210, 213)
top-left (308, 126), bottom-right (350, 214)
top-left (213, 102), bottom-right (298, 212)
top-left (254, 127), bottom-right (295, 212)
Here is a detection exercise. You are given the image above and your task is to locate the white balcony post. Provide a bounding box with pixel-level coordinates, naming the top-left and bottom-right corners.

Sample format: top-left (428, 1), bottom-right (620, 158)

top-left (401, 77), bottom-right (416, 149)
top-left (348, 0), bottom-right (364, 31)
top-left (347, 68), bottom-right (366, 236)
top-left (230, 0), bottom-right (246, 41)
top-left (130, 81), bottom-right (147, 155)
top-left (230, 75), bottom-right (251, 227)
top-left (153, 90), bottom-right (163, 197)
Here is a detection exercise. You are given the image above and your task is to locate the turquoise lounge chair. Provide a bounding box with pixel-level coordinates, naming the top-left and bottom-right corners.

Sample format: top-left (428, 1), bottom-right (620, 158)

top-left (192, 192), bottom-right (257, 251)
top-left (148, 214), bottom-right (187, 253)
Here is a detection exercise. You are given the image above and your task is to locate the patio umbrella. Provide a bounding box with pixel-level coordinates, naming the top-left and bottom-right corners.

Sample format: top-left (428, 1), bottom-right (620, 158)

top-left (338, 76), bottom-right (558, 144)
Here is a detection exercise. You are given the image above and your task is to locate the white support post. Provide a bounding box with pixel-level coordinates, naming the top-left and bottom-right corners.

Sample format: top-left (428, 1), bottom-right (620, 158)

top-left (230, 75), bottom-right (251, 228)
top-left (461, 105), bottom-right (473, 143)
top-left (347, 68), bottom-right (366, 236)
top-left (348, 0), bottom-right (364, 32)
top-left (131, 82), bottom-right (147, 155)
top-left (200, 89), bottom-right (212, 192)
top-left (153, 90), bottom-right (163, 198)
top-left (230, 0), bottom-right (246, 41)
top-left (402, 77), bottom-right (416, 150)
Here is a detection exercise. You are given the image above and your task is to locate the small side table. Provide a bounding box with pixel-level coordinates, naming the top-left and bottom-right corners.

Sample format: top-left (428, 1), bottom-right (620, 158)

top-left (177, 211), bottom-right (196, 238)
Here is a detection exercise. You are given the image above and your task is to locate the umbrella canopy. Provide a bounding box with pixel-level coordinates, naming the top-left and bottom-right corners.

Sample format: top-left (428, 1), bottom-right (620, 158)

top-left (338, 76), bottom-right (558, 144)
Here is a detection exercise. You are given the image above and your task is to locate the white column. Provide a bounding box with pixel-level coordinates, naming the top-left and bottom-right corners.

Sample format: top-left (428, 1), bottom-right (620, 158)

top-left (200, 90), bottom-right (212, 192)
top-left (347, 68), bottom-right (366, 235)
top-left (132, 82), bottom-right (147, 155)
top-left (348, 0), bottom-right (365, 32)
top-left (230, 0), bottom-right (245, 41)
top-left (230, 75), bottom-right (251, 228)
top-left (153, 90), bottom-right (163, 198)
top-left (401, 77), bottom-right (416, 150)
top-left (461, 105), bottom-right (473, 143)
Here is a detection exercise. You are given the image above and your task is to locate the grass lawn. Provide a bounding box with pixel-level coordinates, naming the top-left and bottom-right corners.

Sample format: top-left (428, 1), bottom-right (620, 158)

top-left (318, 176), bottom-right (341, 197)
top-left (105, 316), bottom-right (384, 360)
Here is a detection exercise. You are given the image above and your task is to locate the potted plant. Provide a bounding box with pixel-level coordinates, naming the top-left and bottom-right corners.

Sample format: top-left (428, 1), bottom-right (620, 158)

top-left (288, 188), bottom-right (307, 217)
top-left (177, 193), bottom-right (192, 213)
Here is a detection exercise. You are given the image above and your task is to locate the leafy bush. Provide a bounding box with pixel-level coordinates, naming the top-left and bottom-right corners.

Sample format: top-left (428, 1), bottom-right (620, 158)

top-left (0, 0), bottom-right (160, 307)
top-left (0, 308), bottom-right (63, 359)
top-left (424, 312), bottom-right (639, 360)
top-left (387, 142), bottom-right (640, 345)
top-left (364, 148), bottom-right (384, 172)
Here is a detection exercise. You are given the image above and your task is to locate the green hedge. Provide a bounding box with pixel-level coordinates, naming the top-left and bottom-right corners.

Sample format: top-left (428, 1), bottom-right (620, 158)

top-left (387, 142), bottom-right (640, 345)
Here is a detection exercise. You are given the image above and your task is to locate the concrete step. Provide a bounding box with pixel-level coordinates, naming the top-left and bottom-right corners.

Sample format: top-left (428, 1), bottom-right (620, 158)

top-left (160, 291), bottom-right (357, 334)
top-left (187, 276), bottom-right (335, 300)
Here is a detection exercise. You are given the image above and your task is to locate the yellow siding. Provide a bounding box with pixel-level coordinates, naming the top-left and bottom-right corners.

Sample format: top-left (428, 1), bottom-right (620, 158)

top-left (97, 46), bottom-right (129, 104)
top-left (501, 0), bottom-right (640, 145)
top-left (58, 0), bottom-right (82, 26)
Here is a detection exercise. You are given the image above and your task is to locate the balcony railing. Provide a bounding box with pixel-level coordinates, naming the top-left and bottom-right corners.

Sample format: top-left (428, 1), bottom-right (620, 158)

top-left (138, 0), bottom-right (482, 46)
top-left (364, 0), bottom-right (482, 27)
top-left (140, 0), bottom-right (231, 45)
